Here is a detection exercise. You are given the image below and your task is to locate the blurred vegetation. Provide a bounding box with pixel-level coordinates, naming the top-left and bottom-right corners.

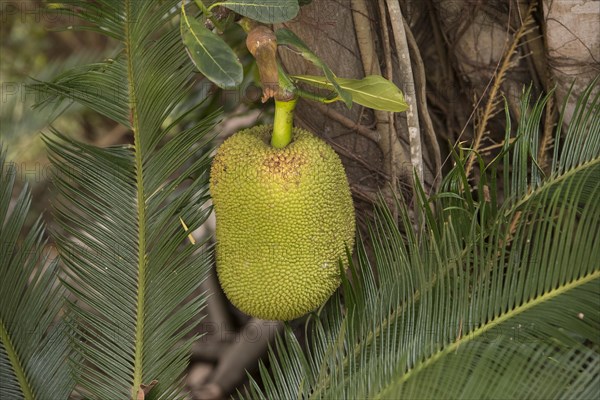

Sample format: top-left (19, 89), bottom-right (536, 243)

top-left (1, 0), bottom-right (270, 221)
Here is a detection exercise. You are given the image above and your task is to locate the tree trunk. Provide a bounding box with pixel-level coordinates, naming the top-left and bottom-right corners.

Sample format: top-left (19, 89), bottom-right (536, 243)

top-left (277, 0), bottom-right (599, 217)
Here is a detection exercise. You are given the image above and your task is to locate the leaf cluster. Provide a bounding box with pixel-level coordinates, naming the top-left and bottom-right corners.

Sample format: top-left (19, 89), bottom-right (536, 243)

top-left (180, 0), bottom-right (408, 111)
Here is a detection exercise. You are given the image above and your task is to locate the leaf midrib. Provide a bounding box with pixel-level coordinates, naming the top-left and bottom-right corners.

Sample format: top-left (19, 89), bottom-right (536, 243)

top-left (505, 156), bottom-right (600, 216)
top-left (294, 75), bottom-right (403, 106)
top-left (373, 269), bottom-right (600, 399)
top-left (0, 319), bottom-right (35, 399)
top-left (124, 1), bottom-right (147, 398)
top-left (213, 1), bottom-right (290, 10)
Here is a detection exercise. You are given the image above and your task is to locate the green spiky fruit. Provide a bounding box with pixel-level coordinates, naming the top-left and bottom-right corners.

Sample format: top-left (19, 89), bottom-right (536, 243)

top-left (210, 125), bottom-right (355, 320)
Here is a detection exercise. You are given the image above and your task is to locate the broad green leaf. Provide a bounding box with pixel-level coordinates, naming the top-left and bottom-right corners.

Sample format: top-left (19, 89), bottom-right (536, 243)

top-left (275, 28), bottom-right (353, 108)
top-left (212, 0), bottom-right (299, 23)
top-left (181, 4), bottom-right (243, 89)
top-left (292, 74), bottom-right (409, 112)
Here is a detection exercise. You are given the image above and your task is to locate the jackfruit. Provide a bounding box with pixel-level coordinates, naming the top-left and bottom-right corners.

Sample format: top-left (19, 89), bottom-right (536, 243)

top-left (210, 125), bottom-right (355, 320)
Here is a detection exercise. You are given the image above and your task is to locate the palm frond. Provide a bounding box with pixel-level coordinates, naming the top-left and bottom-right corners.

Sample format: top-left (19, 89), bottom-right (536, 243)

top-left (244, 79), bottom-right (600, 399)
top-left (31, 57), bottom-right (131, 128)
top-left (0, 147), bottom-right (76, 399)
top-left (1, 49), bottom-right (101, 156)
top-left (31, 1), bottom-right (220, 398)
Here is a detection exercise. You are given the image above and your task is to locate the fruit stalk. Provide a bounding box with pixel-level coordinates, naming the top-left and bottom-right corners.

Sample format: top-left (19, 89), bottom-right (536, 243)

top-left (272, 98), bottom-right (297, 148)
top-left (246, 25), bottom-right (298, 148)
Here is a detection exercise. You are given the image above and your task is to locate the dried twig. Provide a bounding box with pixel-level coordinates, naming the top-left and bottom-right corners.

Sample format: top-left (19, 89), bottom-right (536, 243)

top-left (465, 1), bottom-right (538, 177)
top-left (538, 91), bottom-right (555, 173)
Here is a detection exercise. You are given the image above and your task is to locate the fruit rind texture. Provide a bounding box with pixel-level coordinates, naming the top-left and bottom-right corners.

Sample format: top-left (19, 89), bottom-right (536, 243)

top-left (210, 125), bottom-right (355, 320)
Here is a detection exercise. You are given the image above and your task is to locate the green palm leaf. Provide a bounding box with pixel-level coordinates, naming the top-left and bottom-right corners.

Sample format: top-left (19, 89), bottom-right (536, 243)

top-left (31, 1), bottom-right (220, 398)
top-left (0, 147), bottom-right (76, 399)
top-left (244, 80), bottom-right (600, 399)
top-left (31, 57), bottom-right (130, 127)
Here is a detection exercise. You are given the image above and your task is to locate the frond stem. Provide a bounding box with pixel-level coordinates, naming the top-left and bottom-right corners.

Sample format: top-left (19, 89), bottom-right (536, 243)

top-left (374, 269), bottom-right (600, 399)
top-left (465, 1), bottom-right (537, 178)
top-left (505, 156), bottom-right (600, 216)
top-left (124, 0), bottom-right (147, 398)
top-left (0, 321), bottom-right (35, 400)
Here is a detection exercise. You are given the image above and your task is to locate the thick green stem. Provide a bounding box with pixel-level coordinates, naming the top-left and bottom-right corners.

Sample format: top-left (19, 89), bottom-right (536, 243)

top-left (271, 98), bottom-right (297, 148)
top-left (193, 0), bottom-right (210, 15)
